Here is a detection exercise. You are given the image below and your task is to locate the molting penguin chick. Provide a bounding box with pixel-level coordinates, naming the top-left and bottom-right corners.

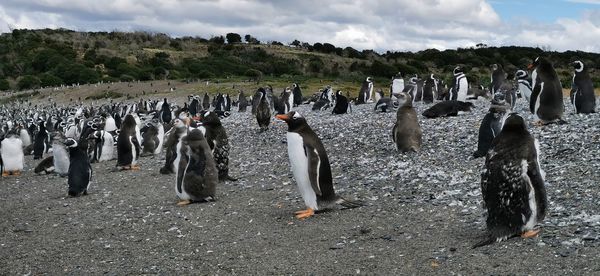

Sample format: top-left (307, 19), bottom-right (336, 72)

top-left (174, 128), bottom-right (218, 206)
top-left (570, 61), bottom-right (596, 114)
top-left (275, 111), bottom-right (363, 219)
top-left (392, 93), bottom-right (422, 152)
top-left (528, 57), bottom-right (565, 124)
top-left (198, 111), bottom-right (237, 181)
top-left (160, 118), bottom-right (188, 174)
top-left (65, 138), bottom-right (93, 197)
top-left (473, 103), bottom-right (509, 158)
top-left (256, 89), bottom-right (271, 132)
top-left (474, 113), bottom-right (547, 248)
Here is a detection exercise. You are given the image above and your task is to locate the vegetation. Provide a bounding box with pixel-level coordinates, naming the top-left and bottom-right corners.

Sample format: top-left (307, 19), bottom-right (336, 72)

top-left (0, 28), bottom-right (599, 92)
top-left (85, 90), bottom-right (124, 100)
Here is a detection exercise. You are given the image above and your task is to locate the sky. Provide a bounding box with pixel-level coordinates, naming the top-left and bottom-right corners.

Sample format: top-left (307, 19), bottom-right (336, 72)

top-left (0, 0), bottom-right (599, 53)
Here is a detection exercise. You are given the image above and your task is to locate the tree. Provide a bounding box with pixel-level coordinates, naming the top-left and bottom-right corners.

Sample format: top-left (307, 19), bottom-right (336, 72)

top-left (209, 35), bottom-right (225, 45)
top-left (17, 75), bottom-right (41, 90)
top-left (245, 69), bottom-right (262, 83)
top-left (290, 40), bottom-right (301, 47)
top-left (226, 33), bottom-right (242, 44)
top-left (244, 34), bottom-right (260, 44)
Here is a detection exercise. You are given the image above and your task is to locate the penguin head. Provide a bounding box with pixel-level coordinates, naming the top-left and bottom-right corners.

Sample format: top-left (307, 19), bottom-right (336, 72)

top-left (514, 70), bottom-right (528, 80)
top-left (366, 77), bottom-right (372, 83)
top-left (501, 113), bottom-right (527, 133)
top-left (490, 64), bottom-right (498, 71)
top-left (453, 66), bottom-right (463, 75)
top-left (528, 56), bottom-right (543, 70)
top-left (275, 111), bottom-right (306, 131)
top-left (64, 138), bottom-right (78, 148)
top-left (395, 92), bottom-right (412, 107)
top-left (572, 61), bottom-right (584, 73)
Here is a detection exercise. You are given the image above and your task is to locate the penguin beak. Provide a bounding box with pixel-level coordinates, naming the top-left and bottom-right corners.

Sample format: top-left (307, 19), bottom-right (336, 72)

top-left (275, 114), bottom-right (289, 121)
top-left (527, 63), bottom-right (534, 70)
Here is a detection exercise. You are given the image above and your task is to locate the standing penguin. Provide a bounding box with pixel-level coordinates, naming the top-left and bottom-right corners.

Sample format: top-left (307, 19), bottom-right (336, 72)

top-left (515, 70), bottom-right (533, 104)
top-left (160, 118), bottom-right (187, 174)
top-left (237, 91), bottom-right (249, 112)
top-left (256, 89), bottom-right (271, 132)
top-left (64, 138), bottom-right (93, 197)
top-left (52, 132), bottom-right (70, 176)
top-left (332, 90), bottom-right (350, 114)
top-left (174, 128), bottom-right (218, 205)
top-left (33, 118), bottom-right (49, 160)
top-left (159, 98), bottom-right (172, 123)
top-left (529, 57), bottom-right (565, 124)
top-left (116, 114), bottom-right (141, 170)
top-left (570, 61), bottom-right (596, 114)
top-left (140, 121), bottom-right (160, 157)
top-left (391, 72), bottom-right (405, 97)
top-left (292, 83), bottom-right (303, 107)
top-left (472, 103), bottom-right (509, 158)
top-left (202, 93), bottom-right (211, 110)
top-left (422, 74), bottom-right (437, 103)
top-left (356, 77), bottom-right (374, 104)
top-left (278, 87), bottom-right (293, 114)
top-left (490, 64), bottom-right (507, 95)
top-left (275, 111), bottom-right (362, 219)
top-left (199, 111), bottom-right (237, 181)
top-left (88, 130), bottom-right (114, 162)
top-left (451, 66), bottom-right (469, 101)
top-left (392, 92), bottom-right (422, 152)
top-left (1, 131), bottom-right (24, 176)
top-left (474, 113), bottom-right (547, 247)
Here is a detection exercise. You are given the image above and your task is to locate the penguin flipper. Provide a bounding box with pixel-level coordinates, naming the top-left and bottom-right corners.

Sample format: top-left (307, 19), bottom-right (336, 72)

top-left (305, 145), bottom-right (323, 196)
top-left (530, 83), bottom-right (541, 114)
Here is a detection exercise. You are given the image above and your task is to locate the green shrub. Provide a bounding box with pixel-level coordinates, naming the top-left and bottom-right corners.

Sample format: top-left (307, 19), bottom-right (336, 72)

top-left (17, 75), bottom-right (41, 90)
top-left (0, 78), bottom-right (10, 90)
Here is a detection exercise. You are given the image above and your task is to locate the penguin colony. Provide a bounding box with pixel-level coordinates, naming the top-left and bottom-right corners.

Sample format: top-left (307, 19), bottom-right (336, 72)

top-left (0, 56), bottom-right (597, 248)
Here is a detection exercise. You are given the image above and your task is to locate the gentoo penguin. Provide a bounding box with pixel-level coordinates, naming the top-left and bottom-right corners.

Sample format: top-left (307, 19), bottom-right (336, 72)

top-left (473, 103), bottom-right (509, 158)
top-left (292, 83), bottom-right (303, 106)
top-left (356, 77), bottom-right (374, 104)
top-left (490, 64), bottom-right (507, 95)
top-left (174, 128), bottom-right (218, 205)
top-left (451, 66), bottom-right (469, 101)
top-left (33, 118), bottom-right (49, 160)
top-left (528, 57), bottom-right (565, 124)
top-left (422, 74), bottom-right (437, 103)
top-left (1, 131), bottom-right (24, 176)
top-left (422, 101), bottom-right (474, 118)
top-left (275, 111), bottom-right (362, 219)
top-left (256, 89), bottom-right (271, 132)
top-left (160, 118), bottom-right (187, 174)
top-left (278, 87), bottom-right (293, 114)
top-left (332, 90), bottom-right (350, 114)
top-left (570, 61), bottom-right (596, 114)
top-left (140, 121), bottom-right (160, 157)
top-left (116, 114), bottom-right (141, 170)
top-left (391, 72), bottom-right (405, 97)
top-left (64, 138), bottom-right (93, 197)
top-left (515, 70), bottom-right (533, 104)
top-left (392, 92), bottom-right (422, 152)
top-left (159, 98), bottom-right (172, 123)
top-left (474, 113), bottom-right (547, 247)
top-left (51, 132), bottom-right (70, 176)
top-left (199, 111), bottom-right (237, 181)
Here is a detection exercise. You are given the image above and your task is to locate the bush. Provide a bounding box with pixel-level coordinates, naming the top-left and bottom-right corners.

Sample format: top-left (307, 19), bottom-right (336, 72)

top-left (226, 33), bottom-right (242, 44)
top-left (39, 73), bottom-right (63, 87)
top-left (0, 78), bottom-right (10, 90)
top-left (17, 75), bottom-right (41, 90)
top-left (245, 69), bottom-right (262, 81)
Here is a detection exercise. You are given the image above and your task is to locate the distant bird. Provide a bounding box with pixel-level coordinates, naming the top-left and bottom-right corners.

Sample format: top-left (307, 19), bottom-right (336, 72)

top-left (159, 98), bottom-right (172, 123)
top-left (202, 93), bottom-right (211, 110)
top-left (528, 57), bottom-right (565, 124)
top-left (450, 66), bottom-right (468, 101)
top-left (474, 113), bottom-right (547, 248)
top-left (276, 111), bottom-right (362, 219)
top-left (490, 64), bottom-right (507, 95)
top-left (237, 91), bottom-right (249, 112)
top-left (292, 83), bottom-right (303, 107)
top-left (374, 92), bottom-right (398, 113)
top-left (356, 77), bottom-right (374, 104)
top-left (392, 92), bottom-right (422, 152)
top-left (422, 101), bottom-right (473, 118)
top-left (570, 61), bottom-right (596, 114)
top-left (256, 89), bottom-right (271, 132)
top-left (421, 74), bottom-right (437, 103)
top-left (332, 90), bottom-right (350, 114)
top-left (390, 72), bottom-right (405, 97)
top-left (402, 75), bottom-right (419, 103)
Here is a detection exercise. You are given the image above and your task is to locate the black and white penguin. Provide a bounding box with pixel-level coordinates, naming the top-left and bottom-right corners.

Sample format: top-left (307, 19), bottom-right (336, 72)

top-left (140, 121), bottom-right (160, 157)
top-left (490, 64), bottom-right (507, 95)
top-left (312, 87), bottom-right (334, 111)
top-left (474, 113), bottom-right (547, 247)
top-left (402, 75), bottom-right (419, 103)
top-left (202, 93), bottom-right (211, 110)
top-left (237, 91), bottom-right (249, 112)
top-left (256, 89), bottom-right (271, 132)
top-left (374, 94), bottom-right (397, 113)
top-left (529, 57), bottom-right (565, 124)
top-left (51, 131), bottom-right (70, 176)
top-left (421, 74), bottom-right (437, 103)
top-left (159, 98), bottom-right (172, 123)
top-left (116, 114), bottom-right (141, 170)
top-left (332, 90), bottom-right (350, 114)
top-left (189, 95), bottom-right (201, 117)
top-left (275, 111), bottom-right (362, 219)
top-left (391, 72), bottom-right (404, 97)
top-left (451, 66), bottom-right (469, 101)
top-left (224, 94), bottom-right (232, 112)
top-left (292, 83), bottom-right (303, 107)
top-left (515, 70), bottom-right (533, 104)
top-left (199, 111), bottom-right (237, 181)
top-left (64, 138), bottom-right (93, 197)
top-left (392, 92), bottom-right (422, 152)
top-left (278, 87), bottom-right (293, 114)
top-left (422, 101), bottom-right (474, 118)
top-left (160, 118), bottom-right (188, 174)
top-left (570, 61), bottom-right (596, 114)
top-left (33, 118), bottom-right (49, 160)
top-left (174, 128), bottom-right (218, 205)
top-left (472, 103), bottom-right (509, 158)
top-left (1, 130), bottom-right (24, 176)
top-left (356, 77), bottom-right (374, 104)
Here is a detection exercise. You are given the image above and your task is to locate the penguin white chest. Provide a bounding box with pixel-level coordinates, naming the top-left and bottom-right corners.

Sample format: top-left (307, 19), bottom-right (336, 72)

top-left (52, 145), bottom-right (70, 175)
top-left (1, 138), bottom-right (24, 171)
top-left (286, 132), bottom-right (318, 210)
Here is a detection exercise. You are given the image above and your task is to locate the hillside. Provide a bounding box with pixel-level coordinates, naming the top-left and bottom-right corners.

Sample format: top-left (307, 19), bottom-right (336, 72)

top-left (0, 28), bottom-right (599, 96)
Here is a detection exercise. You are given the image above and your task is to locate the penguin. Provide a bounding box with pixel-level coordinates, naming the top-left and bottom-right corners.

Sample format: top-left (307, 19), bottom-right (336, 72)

top-left (292, 83), bottom-right (303, 106)
top-left (422, 101), bottom-right (474, 118)
top-left (356, 77), bottom-right (373, 104)
top-left (312, 87), bottom-right (334, 111)
top-left (160, 118), bottom-right (187, 174)
top-left (451, 66), bottom-right (469, 101)
top-left (116, 114), bottom-right (141, 170)
top-left (473, 103), bottom-right (509, 158)
top-left (51, 131), bottom-right (70, 176)
top-left (474, 113), bottom-right (547, 247)
top-left (275, 111), bottom-right (363, 219)
top-left (332, 90), bottom-right (350, 115)
top-left (224, 94), bottom-right (232, 112)
top-left (202, 93), bottom-right (211, 110)
top-left (570, 61), bottom-right (596, 114)
top-left (88, 129), bottom-right (114, 162)
top-left (1, 131), bottom-right (24, 176)
top-left (402, 76), bottom-right (419, 102)
top-left (237, 91), bottom-right (249, 112)
top-left (391, 72), bottom-right (405, 97)
top-left (64, 138), bottom-right (93, 197)
top-left (213, 94), bottom-right (225, 111)
top-left (374, 95), bottom-right (397, 113)
top-left (189, 95), bottom-right (201, 117)
top-left (34, 156), bottom-right (55, 175)
top-left (33, 118), bottom-right (49, 160)
top-left (392, 92), bottom-right (422, 152)
top-left (490, 64), bottom-right (507, 95)
top-left (374, 88), bottom-right (384, 103)
top-left (515, 70), bottom-right (533, 104)
top-left (422, 74), bottom-right (437, 103)
top-left (19, 125), bottom-right (32, 148)
top-left (198, 111), bottom-right (237, 181)
top-left (256, 89), bottom-right (271, 132)
top-left (159, 98), bottom-right (172, 123)
top-left (277, 88), bottom-right (293, 115)
top-left (528, 57), bottom-right (565, 124)
top-left (140, 121), bottom-right (160, 157)
top-left (174, 128), bottom-right (218, 206)
top-left (251, 89), bottom-right (262, 115)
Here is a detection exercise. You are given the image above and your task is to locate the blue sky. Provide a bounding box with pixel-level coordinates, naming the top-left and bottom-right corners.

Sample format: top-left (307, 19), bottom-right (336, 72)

top-left (0, 0), bottom-right (599, 52)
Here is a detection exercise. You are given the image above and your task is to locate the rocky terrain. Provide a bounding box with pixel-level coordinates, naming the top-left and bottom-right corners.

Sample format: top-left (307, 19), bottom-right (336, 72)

top-left (1, 95), bottom-right (599, 275)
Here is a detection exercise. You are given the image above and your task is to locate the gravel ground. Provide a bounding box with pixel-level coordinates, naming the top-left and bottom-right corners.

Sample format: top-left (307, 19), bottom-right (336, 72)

top-left (1, 96), bottom-right (599, 275)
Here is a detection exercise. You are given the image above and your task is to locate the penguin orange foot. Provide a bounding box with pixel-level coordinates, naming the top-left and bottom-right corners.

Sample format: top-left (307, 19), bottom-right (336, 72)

top-left (12, 170), bottom-right (21, 176)
top-left (131, 164), bottom-right (141, 170)
top-left (521, 229), bottom-right (541, 238)
top-left (2, 171), bottom-right (9, 177)
top-left (177, 200), bottom-right (192, 206)
top-left (294, 208), bottom-right (314, 219)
